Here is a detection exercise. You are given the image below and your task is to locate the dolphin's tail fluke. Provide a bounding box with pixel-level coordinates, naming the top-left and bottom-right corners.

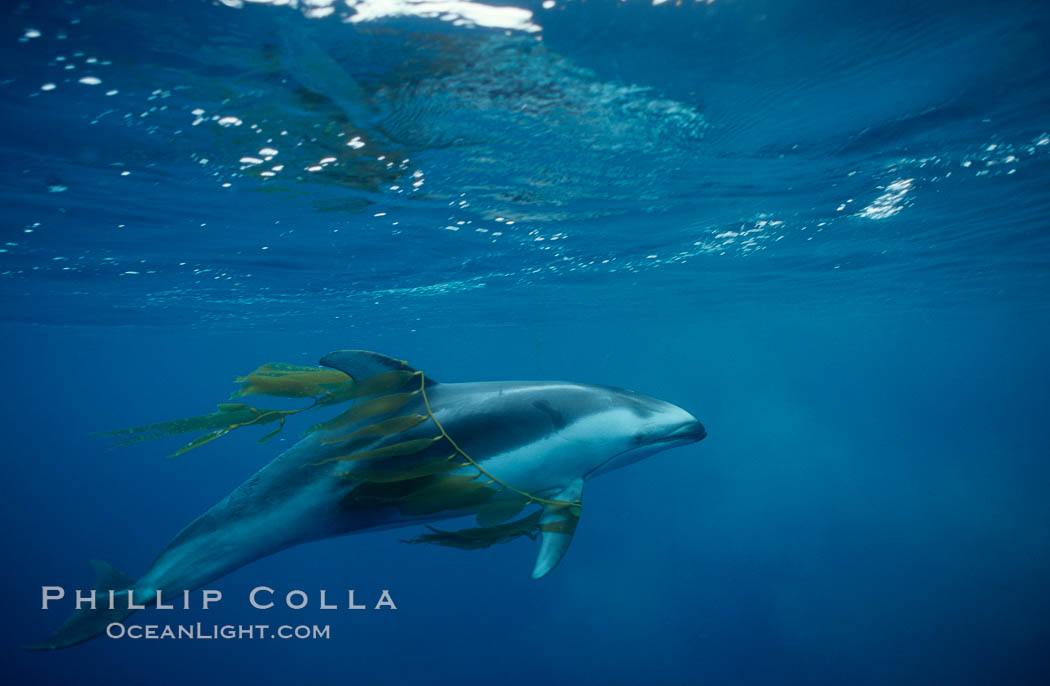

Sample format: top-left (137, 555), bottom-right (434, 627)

top-left (24, 560), bottom-right (138, 651)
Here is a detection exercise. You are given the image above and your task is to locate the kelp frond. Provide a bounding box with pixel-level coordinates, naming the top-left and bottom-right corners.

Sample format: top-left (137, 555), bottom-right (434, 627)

top-left (320, 413), bottom-right (428, 445)
top-left (396, 473), bottom-right (503, 516)
top-left (103, 353), bottom-right (583, 520)
top-left (98, 403), bottom-right (290, 456)
top-left (340, 473), bottom-right (505, 517)
top-left (475, 498), bottom-right (528, 527)
top-left (333, 370), bottom-right (419, 400)
top-left (305, 391), bottom-right (418, 435)
top-left (337, 454), bottom-right (461, 483)
top-left (101, 362), bottom-right (362, 457)
top-left (232, 363), bottom-right (350, 399)
top-left (402, 511), bottom-right (544, 550)
top-left (101, 403), bottom-right (262, 441)
top-left (314, 436), bottom-right (444, 466)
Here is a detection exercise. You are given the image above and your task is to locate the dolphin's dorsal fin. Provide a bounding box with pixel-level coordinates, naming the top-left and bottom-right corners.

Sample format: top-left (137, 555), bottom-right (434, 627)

top-left (531, 478), bottom-right (584, 579)
top-left (320, 350), bottom-right (437, 385)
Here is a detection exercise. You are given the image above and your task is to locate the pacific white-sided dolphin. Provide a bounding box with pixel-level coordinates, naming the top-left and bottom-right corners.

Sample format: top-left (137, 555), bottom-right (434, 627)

top-left (29, 350), bottom-right (706, 650)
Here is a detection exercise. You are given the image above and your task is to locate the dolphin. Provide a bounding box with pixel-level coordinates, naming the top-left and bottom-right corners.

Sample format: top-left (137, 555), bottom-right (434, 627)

top-left (28, 350), bottom-right (706, 650)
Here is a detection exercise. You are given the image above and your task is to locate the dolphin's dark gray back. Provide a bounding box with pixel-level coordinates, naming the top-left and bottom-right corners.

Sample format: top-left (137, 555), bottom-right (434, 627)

top-left (423, 380), bottom-right (656, 461)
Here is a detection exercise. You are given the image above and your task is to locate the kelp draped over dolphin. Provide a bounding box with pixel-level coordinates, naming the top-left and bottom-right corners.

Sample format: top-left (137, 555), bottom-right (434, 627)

top-left (30, 350), bottom-right (706, 650)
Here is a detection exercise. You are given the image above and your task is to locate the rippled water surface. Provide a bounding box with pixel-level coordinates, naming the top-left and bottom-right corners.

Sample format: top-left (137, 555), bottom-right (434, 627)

top-left (2, 1), bottom-right (1049, 685)
top-left (4, 0), bottom-right (1048, 328)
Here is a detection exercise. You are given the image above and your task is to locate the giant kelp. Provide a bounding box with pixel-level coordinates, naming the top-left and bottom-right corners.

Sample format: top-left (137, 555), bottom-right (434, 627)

top-left (98, 363), bottom-right (419, 456)
top-left (401, 503), bottom-right (581, 551)
top-left (403, 511), bottom-right (545, 550)
top-left (101, 356), bottom-right (582, 549)
top-left (101, 363), bottom-right (358, 456)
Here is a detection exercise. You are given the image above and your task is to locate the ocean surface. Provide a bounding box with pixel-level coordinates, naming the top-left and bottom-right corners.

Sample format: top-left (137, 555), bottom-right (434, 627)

top-left (2, 0), bottom-right (1049, 684)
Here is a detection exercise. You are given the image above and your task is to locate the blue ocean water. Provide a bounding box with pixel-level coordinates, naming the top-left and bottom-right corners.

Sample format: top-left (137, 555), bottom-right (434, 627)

top-left (2, 0), bottom-right (1049, 683)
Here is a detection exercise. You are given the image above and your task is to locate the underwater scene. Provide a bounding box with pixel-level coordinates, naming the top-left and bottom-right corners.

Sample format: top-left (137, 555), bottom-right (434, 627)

top-left (2, 0), bottom-right (1049, 684)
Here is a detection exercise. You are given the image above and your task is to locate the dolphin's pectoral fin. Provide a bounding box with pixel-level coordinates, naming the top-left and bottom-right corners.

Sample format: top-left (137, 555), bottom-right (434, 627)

top-left (320, 350), bottom-right (438, 385)
top-left (531, 479), bottom-right (584, 580)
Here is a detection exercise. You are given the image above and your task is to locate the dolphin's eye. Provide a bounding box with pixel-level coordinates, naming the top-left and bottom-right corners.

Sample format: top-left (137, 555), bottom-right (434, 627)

top-left (632, 433), bottom-right (645, 444)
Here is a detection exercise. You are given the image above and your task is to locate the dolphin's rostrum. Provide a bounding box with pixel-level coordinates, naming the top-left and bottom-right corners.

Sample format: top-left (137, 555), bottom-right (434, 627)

top-left (28, 350), bottom-right (706, 650)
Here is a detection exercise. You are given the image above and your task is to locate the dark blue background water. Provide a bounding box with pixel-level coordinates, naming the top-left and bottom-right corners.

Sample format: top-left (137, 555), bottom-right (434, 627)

top-left (2, 1), bottom-right (1048, 684)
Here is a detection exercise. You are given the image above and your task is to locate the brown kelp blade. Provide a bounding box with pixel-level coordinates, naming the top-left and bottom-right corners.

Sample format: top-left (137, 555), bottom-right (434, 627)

top-left (341, 473), bottom-right (499, 515)
top-left (403, 511), bottom-right (543, 550)
top-left (99, 404), bottom-right (279, 446)
top-left (395, 474), bottom-right (501, 516)
top-left (319, 436), bottom-right (443, 465)
top-left (101, 361), bottom-right (424, 458)
top-left (337, 454), bottom-right (462, 483)
top-left (231, 363), bottom-right (351, 399)
top-left (321, 414), bottom-right (428, 446)
top-left (475, 498), bottom-right (528, 527)
top-left (306, 391), bottom-right (419, 435)
top-left (320, 370), bottom-right (420, 404)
